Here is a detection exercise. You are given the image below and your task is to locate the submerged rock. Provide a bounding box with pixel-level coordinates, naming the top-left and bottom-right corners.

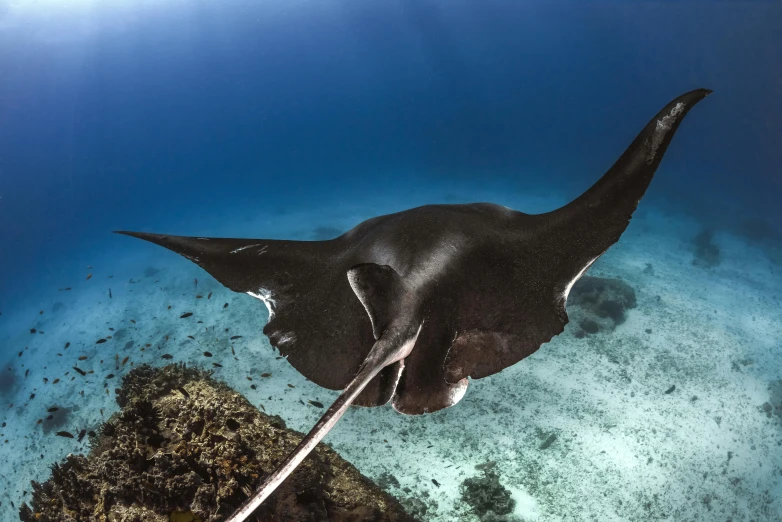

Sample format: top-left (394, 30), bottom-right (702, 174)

top-left (691, 228), bottom-right (720, 268)
top-left (567, 275), bottom-right (637, 336)
top-left (20, 363), bottom-right (418, 522)
top-left (460, 462), bottom-right (516, 521)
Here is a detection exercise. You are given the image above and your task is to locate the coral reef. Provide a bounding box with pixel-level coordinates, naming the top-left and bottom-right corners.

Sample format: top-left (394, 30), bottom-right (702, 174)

top-left (691, 229), bottom-right (720, 268)
top-left (20, 363), bottom-right (418, 522)
top-left (567, 276), bottom-right (637, 337)
top-left (460, 462), bottom-right (517, 521)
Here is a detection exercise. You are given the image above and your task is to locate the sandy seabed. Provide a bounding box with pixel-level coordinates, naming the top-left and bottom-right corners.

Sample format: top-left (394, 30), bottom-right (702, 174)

top-left (1, 182), bottom-right (780, 521)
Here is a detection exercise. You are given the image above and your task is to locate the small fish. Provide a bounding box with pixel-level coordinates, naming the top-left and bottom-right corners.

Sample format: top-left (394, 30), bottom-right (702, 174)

top-left (177, 386), bottom-right (190, 399)
top-left (39, 310), bottom-right (43, 315)
top-left (180, 312), bottom-right (193, 319)
top-left (161, 354), bottom-right (173, 360)
top-left (195, 294), bottom-right (203, 299)
top-left (230, 335), bottom-right (242, 340)
top-left (207, 291), bottom-right (212, 299)
top-left (108, 328), bottom-right (114, 331)
top-left (432, 479), bottom-right (441, 487)
top-left (43, 377), bottom-right (48, 383)
top-left (46, 415), bottom-right (53, 420)
top-left (36, 419), bottom-right (42, 424)
top-left (53, 379), bottom-right (60, 384)
top-left (25, 369), bottom-right (29, 377)
top-left (308, 400), bottom-right (324, 408)
top-left (203, 351), bottom-right (212, 357)
top-left (18, 351), bottom-right (22, 357)
top-left (246, 376), bottom-right (253, 381)
top-left (86, 274), bottom-right (92, 280)
top-left (261, 373), bottom-right (271, 378)
top-left (121, 356), bottom-right (129, 366)
top-left (64, 342), bottom-right (70, 349)
top-left (30, 393), bottom-right (35, 399)
top-left (56, 431), bottom-right (74, 438)
top-left (259, 403), bottom-right (266, 412)
top-left (87, 265), bottom-right (93, 269)
top-left (194, 278), bottom-right (198, 288)
top-left (77, 429), bottom-right (87, 442)
top-left (59, 287), bottom-right (72, 291)
top-left (72, 366), bottom-right (86, 376)
top-left (212, 362), bottom-right (223, 368)
top-left (250, 384), bottom-right (257, 390)
top-left (223, 303), bottom-right (229, 309)
top-left (167, 305), bottom-right (172, 309)
top-left (287, 383), bottom-right (295, 388)
top-left (664, 385), bottom-right (676, 394)
top-left (106, 374), bottom-right (115, 379)
top-left (130, 319), bottom-right (136, 324)
top-left (108, 288), bottom-right (112, 299)
top-left (231, 346), bottom-right (236, 356)
top-left (30, 328), bottom-right (36, 334)
top-left (78, 356), bottom-right (87, 360)
top-left (187, 335), bottom-right (195, 340)
top-left (96, 339), bottom-right (107, 344)
top-left (47, 407), bottom-right (59, 412)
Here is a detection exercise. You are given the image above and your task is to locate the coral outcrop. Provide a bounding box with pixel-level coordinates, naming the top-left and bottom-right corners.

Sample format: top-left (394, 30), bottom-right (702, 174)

top-left (691, 229), bottom-right (720, 268)
top-left (20, 363), bottom-right (418, 522)
top-left (460, 462), bottom-right (516, 522)
top-left (567, 276), bottom-right (637, 337)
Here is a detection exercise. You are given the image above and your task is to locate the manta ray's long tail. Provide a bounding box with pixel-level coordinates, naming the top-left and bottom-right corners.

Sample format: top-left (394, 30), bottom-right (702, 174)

top-left (225, 323), bottom-right (421, 522)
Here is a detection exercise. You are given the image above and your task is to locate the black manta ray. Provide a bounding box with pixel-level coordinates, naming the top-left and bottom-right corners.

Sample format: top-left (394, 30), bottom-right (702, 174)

top-left (117, 89), bottom-right (710, 521)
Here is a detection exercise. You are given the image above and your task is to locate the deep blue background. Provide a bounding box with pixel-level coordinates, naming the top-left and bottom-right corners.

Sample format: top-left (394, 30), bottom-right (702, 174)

top-left (0, 1), bottom-right (780, 311)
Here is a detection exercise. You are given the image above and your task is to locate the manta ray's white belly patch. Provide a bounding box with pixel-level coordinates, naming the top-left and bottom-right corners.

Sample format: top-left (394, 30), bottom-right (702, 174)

top-left (247, 287), bottom-right (276, 320)
top-left (562, 256), bottom-right (599, 302)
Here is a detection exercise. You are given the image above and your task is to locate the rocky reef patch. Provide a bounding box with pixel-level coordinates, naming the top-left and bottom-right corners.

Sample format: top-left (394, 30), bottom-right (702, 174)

top-left (567, 276), bottom-right (637, 338)
top-left (20, 363), bottom-right (417, 522)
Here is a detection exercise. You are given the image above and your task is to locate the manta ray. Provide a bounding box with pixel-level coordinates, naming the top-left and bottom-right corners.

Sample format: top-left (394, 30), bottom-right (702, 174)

top-left (117, 89), bottom-right (710, 521)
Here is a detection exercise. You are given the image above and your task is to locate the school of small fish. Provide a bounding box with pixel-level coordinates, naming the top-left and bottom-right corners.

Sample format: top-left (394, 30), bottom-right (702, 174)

top-left (1, 261), bottom-right (319, 492)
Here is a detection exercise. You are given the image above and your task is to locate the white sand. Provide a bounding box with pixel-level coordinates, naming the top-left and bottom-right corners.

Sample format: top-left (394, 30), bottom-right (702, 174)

top-left (1, 180), bottom-right (780, 521)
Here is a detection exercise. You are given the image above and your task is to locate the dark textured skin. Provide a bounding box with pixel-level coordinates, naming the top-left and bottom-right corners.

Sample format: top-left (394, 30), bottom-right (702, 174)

top-left (117, 89), bottom-right (711, 416)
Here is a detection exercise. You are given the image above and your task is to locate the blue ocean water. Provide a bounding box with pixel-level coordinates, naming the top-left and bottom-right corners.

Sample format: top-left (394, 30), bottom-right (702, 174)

top-left (0, 1), bottom-right (780, 521)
